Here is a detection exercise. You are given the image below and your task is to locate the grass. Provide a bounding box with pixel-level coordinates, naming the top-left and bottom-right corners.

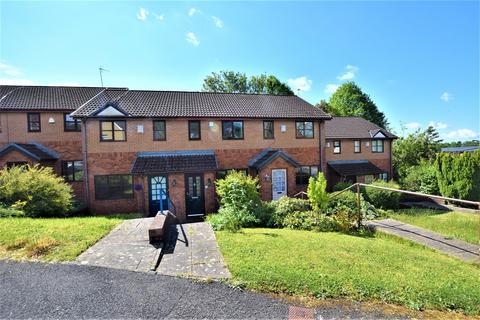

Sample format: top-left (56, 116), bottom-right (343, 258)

top-left (216, 228), bottom-right (480, 315)
top-left (389, 209), bottom-right (480, 245)
top-left (0, 214), bottom-right (139, 261)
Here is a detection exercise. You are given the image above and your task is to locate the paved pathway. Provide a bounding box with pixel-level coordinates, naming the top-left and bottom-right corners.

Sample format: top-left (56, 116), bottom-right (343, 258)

top-left (156, 222), bottom-right (231, 279)
top-left (367, 219), bottom-right (480, 263)
top-left (76, 218), bottom-right (161, 272)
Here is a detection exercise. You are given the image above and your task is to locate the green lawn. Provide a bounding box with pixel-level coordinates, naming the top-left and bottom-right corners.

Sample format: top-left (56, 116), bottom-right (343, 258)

top-left (389, 209), bottom-right (480, 245)
top-left (0, 214), bottom-right (139, 261)
top-left (216, 228), bottom-right (480, 315)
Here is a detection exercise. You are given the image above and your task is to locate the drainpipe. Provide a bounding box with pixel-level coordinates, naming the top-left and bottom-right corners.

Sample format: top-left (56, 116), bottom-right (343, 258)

top-left (318, 120), bottom-right (323, 172)
top-left (82, 118), bottom-right (90, 211)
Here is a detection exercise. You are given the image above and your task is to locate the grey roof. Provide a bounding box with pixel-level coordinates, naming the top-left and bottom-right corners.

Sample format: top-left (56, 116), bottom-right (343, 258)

top-left (328, 160), bottom-right (384, 176)
top-left (248, 148), bottom-right (300, 170)
top-left (71, 89), bottom-right (331, 119)
top-left (441, 146), bottom-right (480, 153)
top-left (325, 117), bottom-right (397, 139)
top-left (0, 85), bottom-right (126, 111)
top-left (0, 142), bottom-right (59, 161)
top-left (131, 150), bottom-right (218, 174)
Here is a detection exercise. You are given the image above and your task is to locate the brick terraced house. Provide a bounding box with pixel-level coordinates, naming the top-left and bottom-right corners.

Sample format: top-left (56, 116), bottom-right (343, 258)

top-left (0, 85), bottom-right (396, 221)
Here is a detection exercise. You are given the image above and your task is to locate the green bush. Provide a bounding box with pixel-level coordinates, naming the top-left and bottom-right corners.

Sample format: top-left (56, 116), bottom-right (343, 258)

top-left (327, 190), bottom-right (376, 227)
top-left (332, 182), bottom-right (353, 192)
top-left (364, 180), bottom-right (401, 210)
top-left (0, 205), bottom-right (25, 217)
top-left (307, 173), bottom-right (329, 212)
top-left (270, 197), bottom-right (310, 227)
top-left (283, 210), bottom-right (338, 232)
top-left (212, 171), bottom-right (262, 231)
top-left (0, 165), bottom-right (73, 217)
top-left (435, 150), bottom-right (480, 201)
top-left (253, 201), bottom-right (276, 227)
top-left (403, 161), bottom-right (439, 195)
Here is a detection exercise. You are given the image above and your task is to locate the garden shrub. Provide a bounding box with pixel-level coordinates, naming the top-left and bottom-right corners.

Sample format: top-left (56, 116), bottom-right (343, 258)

top-left (435, 150), bottom-right (480, 201)
top-left (364, 180), bottom-right (401, 210)
top-left (283, 210), bottom-right (338, 232)
top-left (0, 205), bottom-right (25, 218)
top-left (332, 181), bottom-right (353, 192)
top-left (327, 190), bottom-right (376, 226)
top-left (270, 197), bottom-right (310, 227)
top-left (212, 171), bottom-right (262, 231)
top-left (253, 201), bottom-right (277, 227)
top-left (403, 161), bottom-right (439, 195)
top-left (307, 173), bottom-right (329, 212)
top-left (0, 165), bottom-right (73, 217)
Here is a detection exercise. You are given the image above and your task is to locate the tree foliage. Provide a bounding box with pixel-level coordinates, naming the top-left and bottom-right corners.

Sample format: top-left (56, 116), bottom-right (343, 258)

top-left (435, 150), bottom-right (480, 201)
top-left (202, 70), bottom-right (293, 95)
top-left (319, 81), bottom-right (388, 128)
top-left (392, 126), bottom-right (442, 182)
top-left (307, 173), bottom-right (329, 212)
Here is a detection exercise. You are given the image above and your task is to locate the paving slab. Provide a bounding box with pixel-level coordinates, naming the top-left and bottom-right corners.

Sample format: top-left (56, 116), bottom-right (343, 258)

top-left (156, 222), bottom-right (231, 279)
top-left (76, 218), bottom-right (161, 272)
top-left (367, 218), bottom-right (480, 263)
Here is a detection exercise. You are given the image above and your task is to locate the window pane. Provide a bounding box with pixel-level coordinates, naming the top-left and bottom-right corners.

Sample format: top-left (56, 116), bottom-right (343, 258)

top-left (305, 122), bottom-right (313, 130)
top-left (311, 166), bottom-right (318, 177)
top-left (102, 131), bottom-right (113, 140)
top-left (233, 121), bottom-right (243, 138)
top-left (222, 122), bottom-right (232, 138)
top-left (264, 121), bottom-right (274, 139)
top-left (189, 121), bottom-right (200, 139)
top-left (113, 121), bottom-right (125, 130)
top-left (154, 121), bottom-right (165, 131)
top-left (114, 130), bottom-right (126, 141)
top-left (101, 121), bottom-right (112, 130)
top-left (74, 161), bottom-right (84, 181)
top-left (154, 131), bottom-right (165, 141)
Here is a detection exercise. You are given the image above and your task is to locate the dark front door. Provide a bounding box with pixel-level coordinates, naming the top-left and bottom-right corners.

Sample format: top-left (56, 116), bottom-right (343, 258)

top-left (149, 176), bottom-right (168, 216)
top-left (185, 173), bottom-right (205, 217)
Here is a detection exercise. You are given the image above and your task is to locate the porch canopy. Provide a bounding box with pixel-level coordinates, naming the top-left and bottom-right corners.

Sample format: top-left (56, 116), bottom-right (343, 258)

top-left (0, 142), bottom-right (58, 161)
top-left (328, 160), bottom-right (383, 177)
top-left (131, 150), bottom-right (218, 174)
top-left (248, 148), bottom-right (300, 171)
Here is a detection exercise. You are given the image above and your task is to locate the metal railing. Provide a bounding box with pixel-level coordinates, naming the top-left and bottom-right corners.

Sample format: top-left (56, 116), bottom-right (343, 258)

top-left (159, 189), bottom-right (176, 218)
top-left (330, 182), bottom-right (480, 227)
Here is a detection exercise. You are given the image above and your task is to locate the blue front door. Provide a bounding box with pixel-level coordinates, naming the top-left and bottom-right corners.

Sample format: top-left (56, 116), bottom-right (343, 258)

top-left (149, 176), bottom-right (168, 216)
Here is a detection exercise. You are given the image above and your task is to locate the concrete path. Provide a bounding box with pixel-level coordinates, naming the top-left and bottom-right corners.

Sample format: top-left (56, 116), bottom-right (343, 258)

top-left (156, 222), bottom-right (231, 279)
top-left (76, 218), bottom-right (161, 272)
top-left (367, 219), bottom-right (480, 263)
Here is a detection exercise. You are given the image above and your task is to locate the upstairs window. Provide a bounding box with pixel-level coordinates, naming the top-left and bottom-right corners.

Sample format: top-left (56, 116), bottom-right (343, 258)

top-left (295, 166), bottom-right (318, 185)
top-left (100, 120), bottom-right (126, 141)
top-left (62, 160), bottom-right (84, 182)
top-left (372, 139), bottom-right (384, 153)
top-left (188, 120), bottom-right (201, 140)
top-left (27, 113), bottom-right (41, 132)
top-left (64, 113), bottom-right (81, 132)
top-left (354, 140), bottom-right (361, 153)
top-left (263, 120), bottom-right (274, 139)
top-left (295, 121), bottom-right (313, 139)
top-left (333, 140), bottom-right (341, 154)
top-left (153, 120), bottom-right (166, 141)
top-left (94, 175), bottom-right (133, 200)
top-left (222, 121), bottom-right (244, 140)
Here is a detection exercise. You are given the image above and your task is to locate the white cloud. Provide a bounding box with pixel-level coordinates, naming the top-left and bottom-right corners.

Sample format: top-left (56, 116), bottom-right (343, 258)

top-left (212, 16), bottom-right (224, 28)
top-left (0, 62), bottom-right (22, 76)
top-left (152, 13), bottom-right (164, 21)
top-left (440, 92), bottom-right (453, 102)
top-left (324, 84), bottom-right (339, 94)
top-left (0, 78), bottom-right (35, 85)
top-left (337, 65), bottom-right (359, 81)
top-left (405, 122), bottom-right (422, 130)
top-left (428, 121), bottom-right (448, 130)
top-left (188, 8), bottom-right (197, 16)
top-left (136, 8), bottom-right (148, 21)
top-left (287, 76), bottom-right (312, 93)
top-left (446, 129), bottom-right (478, 139)
top-left (186, 32), bottom-right (200, 46)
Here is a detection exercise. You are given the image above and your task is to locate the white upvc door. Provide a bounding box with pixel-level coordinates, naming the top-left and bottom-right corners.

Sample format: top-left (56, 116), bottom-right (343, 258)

top-left (272, 169), bottom-right (287, 200)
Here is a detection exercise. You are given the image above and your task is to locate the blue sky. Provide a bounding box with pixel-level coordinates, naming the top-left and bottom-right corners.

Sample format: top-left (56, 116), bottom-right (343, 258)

top-left (0, 1), bottom-right (478, 141)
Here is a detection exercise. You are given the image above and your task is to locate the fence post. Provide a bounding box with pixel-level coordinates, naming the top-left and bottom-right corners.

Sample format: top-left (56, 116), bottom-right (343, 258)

top-left (356, 183), bottom-right (361, 228)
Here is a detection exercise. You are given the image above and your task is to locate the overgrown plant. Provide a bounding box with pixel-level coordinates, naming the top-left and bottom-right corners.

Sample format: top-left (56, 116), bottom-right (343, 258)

top-left (307, 173), bottom-right (329, 212)
top-left (364, 180), bottom-right (401, 210)
top-left (0, 165), bottom-right (73, 217)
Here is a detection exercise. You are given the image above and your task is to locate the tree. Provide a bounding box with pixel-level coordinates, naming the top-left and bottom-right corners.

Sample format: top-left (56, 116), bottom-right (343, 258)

top-left (392, 126), bottom-right (442, 182)
top-left (319, 81), bottom-right (388, 128)
top-left (202, 70), bottom-right (293, 95)
top-left (307, 173), bottom-right (329, 212)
